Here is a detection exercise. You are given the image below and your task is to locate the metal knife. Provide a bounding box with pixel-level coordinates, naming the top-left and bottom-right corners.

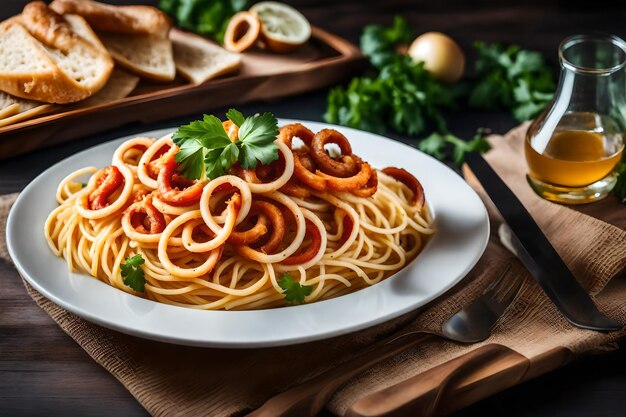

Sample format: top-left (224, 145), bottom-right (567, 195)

top-left (464, 152), bottom-right (622, 332)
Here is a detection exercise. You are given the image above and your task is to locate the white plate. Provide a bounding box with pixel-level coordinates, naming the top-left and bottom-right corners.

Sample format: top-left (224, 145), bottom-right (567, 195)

top-left (7, 120), bottom-right (489, 348)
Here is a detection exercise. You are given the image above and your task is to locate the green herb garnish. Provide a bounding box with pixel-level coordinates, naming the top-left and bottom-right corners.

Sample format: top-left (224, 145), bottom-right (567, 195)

top-left (121, 254), bottom-right (146, 293)
top-left (418, 129), bottom-right (491, 166)
top-left (360, 16), bottom-right (414, 69)
top-left (325, 56), bottom-right (456, 137)
top-left (469, 41), bottom-right (555, 121)
top-left (278, 273), bottom-right (312, 306)
top-left (159, 0), bottom-right (248, 43)
top-left (172, 109), bottom-right (279, 180)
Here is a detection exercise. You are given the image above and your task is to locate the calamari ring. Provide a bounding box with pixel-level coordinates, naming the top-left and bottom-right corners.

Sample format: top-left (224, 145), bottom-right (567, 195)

top-left (235, 191), bottom-right (306, 263)
top-left (316, 157), bottom-right (372, 192)
top-left (280, 220), bottom-right (321, 265)
top-left (158, 216), bottom-right (224, 278)
top-left (279, 123), bottom-right (315, 149)
top-left (247, 199), bottom-right (285, 254)
top-left (311, 129), bottom-right (358, 177)
top-left (121, 196), bottom-right (166, 243)
top-left (227, 212), bottom-right (269, 245)
top-left (351, 170), bottom-right (378, 198)
top-left (279, 178), bottom-right (311, 198)
top-left (112, 137), bottom-right (154, 173)
top-left (76, 164), bottom-right (135, 219)
top-left (200, 175), bottom-right (253, 233)
top-left (182, 193), bottom-right (241, 253)
top-left (293, 153), bottom-right (326, 191)
top-left (157, 149), bottom-right (206, 207)
top-left (381, 167), bottom-right (425, 209)
top-left (240, 140), bottom-right (295, 194)
top-left (138, 134), bottom-right (173, 189)
top-left (223, 11), bottom-right (261, 53)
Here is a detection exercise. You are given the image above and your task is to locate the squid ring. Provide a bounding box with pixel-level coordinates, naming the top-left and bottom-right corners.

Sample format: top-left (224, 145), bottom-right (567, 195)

top-left (137, 134), bottom-right (173, 189)
top-left (381, 167), bottom-right (425, 209)
top-left (157, 149), bottom-right (206, 207)
top-left (351, 170), bottom-right (378, 198)
top-left (181, 193), bottom-right (241, 253)
top-left (112, 137), bottom-right (154, 174)
top-left (311, 129), bottom-right (358, 177)
top-left (316, 158), bottom-right (372, 192)
top-left (227, 212), bottom-right (269, 245)
top-left (121, 196), bottom-right (166, 243)
top-left (76, 164), bottom-right (134, 219)
top-left (200, 175), bottom-right (253, 234)
top-left (293, 152), bottom-right (327, 191)
top-left (279, 123), bottom-right (315, 149)
top-left (223, 11), bottom-right (261, 53)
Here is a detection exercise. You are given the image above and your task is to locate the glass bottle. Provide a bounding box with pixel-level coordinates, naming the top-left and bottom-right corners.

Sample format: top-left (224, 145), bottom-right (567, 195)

top-left (525, 34), bottom-right (626, 204)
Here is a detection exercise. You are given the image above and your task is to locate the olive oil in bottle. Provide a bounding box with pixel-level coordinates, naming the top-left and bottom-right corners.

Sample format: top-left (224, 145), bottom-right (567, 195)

top-left (525, 128), bottom-right (624, 188)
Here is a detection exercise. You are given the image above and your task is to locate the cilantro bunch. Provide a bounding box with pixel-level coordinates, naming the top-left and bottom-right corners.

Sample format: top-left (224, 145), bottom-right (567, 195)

top-left (159, 0), bottom-right (248, 42)
top-left (173, 109), bottom-right (279, 180)
top-left (468, 41), bottom-right (556, 121)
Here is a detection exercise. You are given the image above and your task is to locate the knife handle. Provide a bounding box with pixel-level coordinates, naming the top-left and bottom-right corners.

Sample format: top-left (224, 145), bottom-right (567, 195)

top-left (246, 333), bottom-right (433, 417)
top-left (346, 344), bottom-right (529, 417)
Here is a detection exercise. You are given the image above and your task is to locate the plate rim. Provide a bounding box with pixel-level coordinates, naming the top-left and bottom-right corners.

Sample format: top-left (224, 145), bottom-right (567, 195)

top-left (6, 119), bottom-right (489, 348)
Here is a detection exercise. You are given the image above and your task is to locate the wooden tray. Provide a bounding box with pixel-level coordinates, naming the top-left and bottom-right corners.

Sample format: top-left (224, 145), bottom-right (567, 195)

top-left (0, 26), bottom-right (365, 160)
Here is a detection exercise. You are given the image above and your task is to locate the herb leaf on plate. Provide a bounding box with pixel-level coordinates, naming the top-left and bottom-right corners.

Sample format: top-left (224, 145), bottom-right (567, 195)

top-left (278, 274), bottom-right (312, 305)
top-left (173, 109), bottom-right (279, 180)
top-left (418, 129), bottom-right (491, 166)
top-left (121, 254), bottom-right (146, 292)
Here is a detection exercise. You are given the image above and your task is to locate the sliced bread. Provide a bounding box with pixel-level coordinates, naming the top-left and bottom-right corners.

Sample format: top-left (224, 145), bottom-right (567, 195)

top-left (64, 14), bottom-right (108, 54)
top-left (49, 0), bottom-right (171, 39)
top-left (77, 68), bottom-right (139, 107)
top-left (20, 3), bottom-right (114, 101)
top-left (170, 28), bottom-right (241, 85)
top-left (99, 31), bottom-right (176, 82)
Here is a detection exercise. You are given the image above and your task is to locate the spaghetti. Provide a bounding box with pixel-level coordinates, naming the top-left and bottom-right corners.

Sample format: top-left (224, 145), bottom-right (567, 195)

top-left (45, 122), bottom-right (435, 310)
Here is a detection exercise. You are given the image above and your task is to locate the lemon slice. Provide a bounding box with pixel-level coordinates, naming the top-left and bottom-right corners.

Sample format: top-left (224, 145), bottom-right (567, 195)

top-left (249, 1), bottom-right (311, 53)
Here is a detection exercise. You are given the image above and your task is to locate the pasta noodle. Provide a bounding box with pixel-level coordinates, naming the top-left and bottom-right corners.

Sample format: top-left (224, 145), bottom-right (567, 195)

top-left (44, 122), bottom-right (435, 310)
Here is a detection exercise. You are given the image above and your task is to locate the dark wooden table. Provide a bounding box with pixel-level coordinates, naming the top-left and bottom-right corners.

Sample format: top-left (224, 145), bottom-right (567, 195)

top-left (2, 1), bottom-right (626, 416)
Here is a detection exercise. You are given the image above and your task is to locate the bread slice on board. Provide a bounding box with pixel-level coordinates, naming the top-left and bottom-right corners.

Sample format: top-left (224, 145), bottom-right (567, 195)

top-left (64, 13), bottom-right (108, 54)
top-left (76, 68), bottom-right (139, 107)
top-left (50, 0), bottom-right (171, 38)
top-left (170, 29), bottom-right (241, 85)
top-left (99, 31), bottom-right (176, 82)
top-left (0, 2), bottom-right (113, 104)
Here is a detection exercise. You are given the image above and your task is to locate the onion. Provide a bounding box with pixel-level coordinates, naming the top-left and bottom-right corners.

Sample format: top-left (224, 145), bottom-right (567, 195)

top-left (408, 32), bottom-right (465, 83)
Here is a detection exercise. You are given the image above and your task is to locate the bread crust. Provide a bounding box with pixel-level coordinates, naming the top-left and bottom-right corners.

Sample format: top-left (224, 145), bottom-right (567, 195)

top-left (49, 0), bottom-right (171, 38)
top-left (21, 1), bottom-right (76, 52)
top-left (0, 21), bottom-right (111, 103)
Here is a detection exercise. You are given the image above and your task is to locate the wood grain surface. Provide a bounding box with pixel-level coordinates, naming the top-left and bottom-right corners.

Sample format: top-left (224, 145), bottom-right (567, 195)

top-left (1, 1), bottom-right (626, 417)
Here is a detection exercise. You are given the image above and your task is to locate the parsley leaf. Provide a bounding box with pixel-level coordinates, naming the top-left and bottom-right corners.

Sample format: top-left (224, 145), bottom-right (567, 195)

top-left (469, 41), bottom-right (555, 121)
top-left (278, 273), bottom-right (312, 306)
top-left (325, 56), bottom-right (457, 137)
top-left (226, 108), bottom-right (245, 127)
top-left (360, 16), bottom-right (414, 69)
top-left (418, 129), bottom-right (491, 166)
top-left (120, 254), bottom-right (146, 293)
top-left (238, 112), bottom-right (280, 169)
top-left (173, 109), bottom-right (279, 180)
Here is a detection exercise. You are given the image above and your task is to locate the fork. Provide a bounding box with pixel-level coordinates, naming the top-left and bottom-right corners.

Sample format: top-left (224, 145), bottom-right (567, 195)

top-left (247, 266), bottom-right (524, 417)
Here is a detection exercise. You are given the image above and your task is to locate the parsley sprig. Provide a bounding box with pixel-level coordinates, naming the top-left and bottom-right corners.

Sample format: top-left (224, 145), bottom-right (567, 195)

top-left (278, 274), bottom-right (312, 306)
top-left (419, 129), bottom-right (492, 166)
top-left (172, 109), bottom-right (279, 180)
top-left (121, 254), bottom-right (146, 292)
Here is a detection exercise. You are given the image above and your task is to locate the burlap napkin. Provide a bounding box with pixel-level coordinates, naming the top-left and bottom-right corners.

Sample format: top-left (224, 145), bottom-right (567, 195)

top-left (1, 123), bottom-right (625, 417)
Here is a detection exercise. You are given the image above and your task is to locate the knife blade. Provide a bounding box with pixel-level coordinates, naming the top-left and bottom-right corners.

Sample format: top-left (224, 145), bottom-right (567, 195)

top-left (465, 152), bottom-right (622, 332)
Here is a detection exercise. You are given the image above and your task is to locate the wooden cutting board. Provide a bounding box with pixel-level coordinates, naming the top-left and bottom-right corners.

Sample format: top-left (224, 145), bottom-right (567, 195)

top-left (0, 26), bottom-right (365, 160)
